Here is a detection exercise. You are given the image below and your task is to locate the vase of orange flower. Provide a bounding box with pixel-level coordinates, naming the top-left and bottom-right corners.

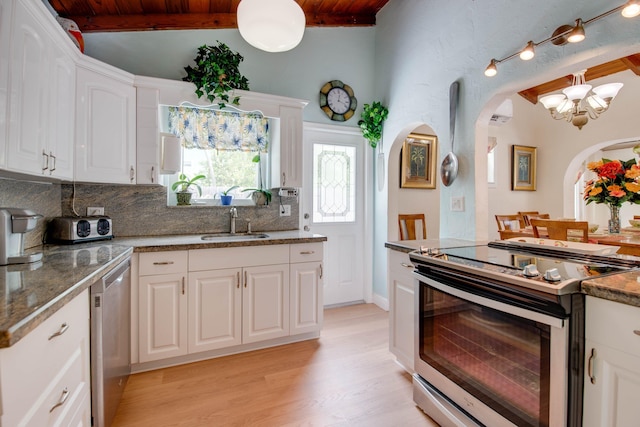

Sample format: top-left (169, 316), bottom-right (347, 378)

top-left (584, 159), bottom-right (640, 233)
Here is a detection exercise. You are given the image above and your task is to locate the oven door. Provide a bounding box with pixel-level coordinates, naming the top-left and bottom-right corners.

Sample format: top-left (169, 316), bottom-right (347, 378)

top-left (413, 273), bottom-right (572, 427)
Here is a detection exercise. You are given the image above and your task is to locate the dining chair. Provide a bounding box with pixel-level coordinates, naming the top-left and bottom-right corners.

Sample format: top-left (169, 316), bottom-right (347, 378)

top-left (530, 219), bottom-right (589, 242)
top-left (522, 213), bottom-right (550, 226)
top-left (398, 214), bottom-right (427, 240)
top-left (518, 211), bottom-right (539, 226)
top-left (495, 214), bottom-right (525, 231)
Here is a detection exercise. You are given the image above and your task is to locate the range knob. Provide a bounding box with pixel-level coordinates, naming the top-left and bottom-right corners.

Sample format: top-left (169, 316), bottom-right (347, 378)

top-left (543, 268), bottom-right (562, 282)
top-left (522, 264), bottom-right (540, 277)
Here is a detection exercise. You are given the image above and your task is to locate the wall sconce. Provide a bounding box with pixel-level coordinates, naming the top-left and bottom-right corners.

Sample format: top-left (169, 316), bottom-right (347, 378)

top-left (484, 1), bottom-right (639, 77)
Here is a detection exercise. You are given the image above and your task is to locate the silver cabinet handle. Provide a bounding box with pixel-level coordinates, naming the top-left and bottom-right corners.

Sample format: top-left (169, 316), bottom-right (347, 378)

top-left (300, 251), bottom-right (315, 255)
top-left (237, 271), bottom-right (240, 288)
top-left (282, 172), bottom-right (286, 186)
top-left (151, 166), bottom-right (155, 183)
top-left (244, 270), bottom-right (247, 288)
top-left (588, 348), bottom-right (597, 384)
top-left (182, 277), bottom-right (185, 295)
top-left (48, 323), bottom-right (69, 340)
top-left (319, 263), bottom-right (323, 279)
top-left (153, 261), bottom-right (174, 265)
top-left (130, 166), bottom-right (135, 183)
top-left (42, 150), bottom-right (49, 172)
top-left (49, 387), bottom-right (69, 413)
top-left (49, 151), bottom-right (56, 174)
top-left (401, 262), bottom-right (415, 269)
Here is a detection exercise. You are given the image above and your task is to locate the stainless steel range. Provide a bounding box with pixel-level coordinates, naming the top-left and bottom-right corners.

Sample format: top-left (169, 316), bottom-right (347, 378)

top-left (409, 239), bottom-right (639, 427)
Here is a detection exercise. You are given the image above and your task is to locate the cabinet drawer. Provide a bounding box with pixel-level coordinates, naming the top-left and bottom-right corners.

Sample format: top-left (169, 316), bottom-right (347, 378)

top-left (586, 296), bottom-right (640, 356)
top-left (189, 245), bottom-right (289, 271)
top-left (388, 249), bottom-right (415, 277)
top-left (0, 290), bottom-right (89, 427)
top-left (290, 243), bottom-right (323, 263)
top-left (139, 251), bottom-right (188, 276)
top-left (20, 345), bottom-right (89, 426)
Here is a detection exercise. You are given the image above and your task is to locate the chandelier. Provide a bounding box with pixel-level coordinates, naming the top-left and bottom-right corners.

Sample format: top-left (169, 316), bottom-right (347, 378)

top-left (237, 0), bottom-right (306, 53)
top-left (538, 70), bottom-right (623, 130)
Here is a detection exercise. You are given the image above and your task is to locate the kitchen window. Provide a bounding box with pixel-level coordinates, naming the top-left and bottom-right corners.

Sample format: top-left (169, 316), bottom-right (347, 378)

top-left (161, 105), bottom-right (272, 205)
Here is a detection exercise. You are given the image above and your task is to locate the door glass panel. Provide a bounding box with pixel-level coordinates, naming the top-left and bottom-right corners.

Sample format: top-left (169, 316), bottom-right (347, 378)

top-left (312, 144), bottom-right (356, 223)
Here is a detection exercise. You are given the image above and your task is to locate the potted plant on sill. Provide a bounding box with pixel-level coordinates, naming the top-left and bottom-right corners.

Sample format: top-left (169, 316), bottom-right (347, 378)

top-left (243, 153), bottom-right (271, 206)
top-left (171, 173), bottom-right (206, 206)
top-left (183, 42), bottom-right (250, 109)
top-left (358, 101), bottom-right (389, 148)
top-left (218, 185), bottom-right (239, 206)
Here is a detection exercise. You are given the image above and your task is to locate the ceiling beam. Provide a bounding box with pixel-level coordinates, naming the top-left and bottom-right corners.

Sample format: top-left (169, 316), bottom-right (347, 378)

top-left (68, 13), bottom-right (376, 32)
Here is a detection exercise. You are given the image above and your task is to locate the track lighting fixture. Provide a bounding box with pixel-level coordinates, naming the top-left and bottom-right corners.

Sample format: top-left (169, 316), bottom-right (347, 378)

top-left (484, 2), bottom-right (638, 77)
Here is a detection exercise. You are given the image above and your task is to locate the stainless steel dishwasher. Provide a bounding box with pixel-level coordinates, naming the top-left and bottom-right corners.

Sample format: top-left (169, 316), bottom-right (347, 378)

top-left (91, 257), bottom-right (131, 427)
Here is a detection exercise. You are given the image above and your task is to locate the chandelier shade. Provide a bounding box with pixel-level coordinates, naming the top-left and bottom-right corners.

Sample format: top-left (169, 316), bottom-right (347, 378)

top-left (538, 70), bottom-right (623, 130)
top-left (237, 0), bottom-right (306, 53)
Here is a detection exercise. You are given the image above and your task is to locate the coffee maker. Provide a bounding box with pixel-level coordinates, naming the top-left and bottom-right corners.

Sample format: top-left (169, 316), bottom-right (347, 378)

top-left (0, 208), bottom-right (43, 266)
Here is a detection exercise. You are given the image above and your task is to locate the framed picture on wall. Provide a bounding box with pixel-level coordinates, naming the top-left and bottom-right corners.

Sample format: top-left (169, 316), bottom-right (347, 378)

top-left (400, 133), bottom-right (438, 189)
top-left (512, 145), bottom-right (537, 191)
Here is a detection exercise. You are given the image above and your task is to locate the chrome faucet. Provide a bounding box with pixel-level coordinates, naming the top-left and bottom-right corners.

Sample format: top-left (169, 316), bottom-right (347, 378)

top-left (230, 207), bottom-right (237, 234)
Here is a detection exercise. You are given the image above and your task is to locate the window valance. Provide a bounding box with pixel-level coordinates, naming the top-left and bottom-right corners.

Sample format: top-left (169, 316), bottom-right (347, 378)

top-left (168, 106), bottom-right (269, 152)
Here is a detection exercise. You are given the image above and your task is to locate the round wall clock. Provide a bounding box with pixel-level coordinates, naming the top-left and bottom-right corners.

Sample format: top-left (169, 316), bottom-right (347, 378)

top-left (319, 80), bottom-right (357, 121)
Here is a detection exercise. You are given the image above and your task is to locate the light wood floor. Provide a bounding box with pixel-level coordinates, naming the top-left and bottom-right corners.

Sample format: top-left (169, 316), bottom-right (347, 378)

top-left (112, 303), bottom-right (438, 427)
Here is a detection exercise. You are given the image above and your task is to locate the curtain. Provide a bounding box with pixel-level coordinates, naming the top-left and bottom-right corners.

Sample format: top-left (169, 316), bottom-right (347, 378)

top-left (168, 106), bottom-right (269, 152)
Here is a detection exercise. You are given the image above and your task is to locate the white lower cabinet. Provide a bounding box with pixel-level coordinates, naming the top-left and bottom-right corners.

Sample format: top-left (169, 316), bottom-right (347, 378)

top-left (136, 243), bottom-right (322, 367)
top-left (583, 296), bottom-right (640, 427)
top-left (0, 289), bottom-right (90, 427)
top-left (388, 249), bottom-right (416, 372)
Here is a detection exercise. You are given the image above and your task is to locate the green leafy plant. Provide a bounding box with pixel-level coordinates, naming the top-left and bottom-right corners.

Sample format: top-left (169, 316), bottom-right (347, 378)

top-left (171, 173), bottom-right (206, 196)
top-left (243, 188), bottom-right (272, 205)
top-left (183, 42), bottom-right (250, 108)
top-left (358, 101), bottom-right (389, 148)
top-left (219, 185), bottom-right (239, 196)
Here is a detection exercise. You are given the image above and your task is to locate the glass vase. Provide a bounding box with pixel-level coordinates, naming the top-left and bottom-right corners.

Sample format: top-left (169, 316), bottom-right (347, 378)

top-left (608, 204), bottom-right (621, 234)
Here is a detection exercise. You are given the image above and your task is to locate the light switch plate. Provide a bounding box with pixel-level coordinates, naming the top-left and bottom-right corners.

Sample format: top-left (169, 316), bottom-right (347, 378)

top-left (87, 207), bottom-right (105, 216)
top-left (450, 197), bottom-right (464, 212)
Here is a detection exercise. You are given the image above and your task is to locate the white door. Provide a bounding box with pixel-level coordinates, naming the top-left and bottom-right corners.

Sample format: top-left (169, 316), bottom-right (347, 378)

top-left (302, 123), bottom-right (367, 306)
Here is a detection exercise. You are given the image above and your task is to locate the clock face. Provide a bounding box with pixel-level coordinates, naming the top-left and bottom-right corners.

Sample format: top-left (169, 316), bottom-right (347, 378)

top-left (327, 87), bottom-right (351, 114)
top-left (319, 80), bottom-right (357, 121)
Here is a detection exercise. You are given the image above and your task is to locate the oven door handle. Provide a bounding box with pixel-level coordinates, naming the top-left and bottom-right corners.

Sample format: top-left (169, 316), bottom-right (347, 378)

top-left (414, 272), bottom-right (565, 328)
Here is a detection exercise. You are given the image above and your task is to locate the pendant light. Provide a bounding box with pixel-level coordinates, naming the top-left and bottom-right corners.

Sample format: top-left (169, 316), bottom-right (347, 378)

top-left (237, 0), bottom-right (306, 53)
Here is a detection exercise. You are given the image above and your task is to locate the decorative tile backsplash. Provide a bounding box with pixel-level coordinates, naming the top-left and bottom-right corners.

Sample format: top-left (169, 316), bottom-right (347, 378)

top-left (1, 177), bottom-right (299, 248)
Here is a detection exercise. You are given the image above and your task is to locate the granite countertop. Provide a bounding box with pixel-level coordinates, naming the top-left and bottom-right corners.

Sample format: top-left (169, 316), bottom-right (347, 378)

top-left (0, 241), bottom-right (133, 348)
top-left (581, 270), bottom-right (640, 307)
top-left (0, 230), bottom-right (326, 348)
top-left (386, 238), bottom-right (640, 308)
top-left (117, 230), bottom-right (327, 252)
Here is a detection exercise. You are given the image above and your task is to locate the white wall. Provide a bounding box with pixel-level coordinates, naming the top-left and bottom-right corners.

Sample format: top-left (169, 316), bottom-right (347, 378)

top-left (372, 0), bottom-right (640, 298)
top-left (83, 27), bottom-right (377, 126)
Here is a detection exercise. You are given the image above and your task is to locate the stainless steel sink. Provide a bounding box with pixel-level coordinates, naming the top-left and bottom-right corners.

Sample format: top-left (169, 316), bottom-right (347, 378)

top-left (201, 233), bottom-right (269, 241)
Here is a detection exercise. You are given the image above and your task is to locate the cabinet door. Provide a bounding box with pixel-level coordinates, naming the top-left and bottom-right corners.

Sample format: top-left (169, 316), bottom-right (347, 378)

top-left (47, 45), bottom-right (75, 179)
top-left (290, 262), bottom-right (322, 335)
top-left (188, 268), bottom-right (242, 353)
top-left (583, 341), bottom-right (640, 427)
top-left (277, 106), bottom-right (303, 188)
top-left (75, 66), bottom-right (136, 184)
top-left (6, 1), bottom-right (49, 175)
top-left (388, 250), bottom-right (416, 372)
top-left (0, 0), bottom-right (13, 168)
top-left (138, 273), bottom-right (187, 362)
top-left (243, 264), bottom-right (290, 344)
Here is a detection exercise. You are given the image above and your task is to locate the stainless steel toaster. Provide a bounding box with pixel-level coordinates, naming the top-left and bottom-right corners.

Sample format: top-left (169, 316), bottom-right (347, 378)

top-left (48, 216), bottom-right (113, 244)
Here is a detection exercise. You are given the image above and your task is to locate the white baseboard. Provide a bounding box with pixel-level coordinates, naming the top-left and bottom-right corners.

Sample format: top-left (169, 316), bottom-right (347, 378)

top-left (372, 293), bottom-right (389, 311)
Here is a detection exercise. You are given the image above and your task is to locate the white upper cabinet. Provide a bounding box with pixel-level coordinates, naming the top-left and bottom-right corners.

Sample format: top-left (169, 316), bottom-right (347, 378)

top-left (75, 62), bottom-right (136, 184)
top-left (0, 0), bottom-right (13, 169)
top-left (4, 0), bottom-right (75, 179)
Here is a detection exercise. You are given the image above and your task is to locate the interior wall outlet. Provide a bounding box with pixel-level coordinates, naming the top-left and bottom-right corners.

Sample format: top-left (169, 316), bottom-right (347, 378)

top-left (450, 197), bottom-right (464, 212)
top-left (280, 205), bottom-right (291, 217)
top-left (87, 207), bottom-right (105, 216)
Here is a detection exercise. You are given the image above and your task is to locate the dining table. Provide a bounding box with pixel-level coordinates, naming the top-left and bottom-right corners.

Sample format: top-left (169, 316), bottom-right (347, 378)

top-left (498, 227), bottom-right (640, 257)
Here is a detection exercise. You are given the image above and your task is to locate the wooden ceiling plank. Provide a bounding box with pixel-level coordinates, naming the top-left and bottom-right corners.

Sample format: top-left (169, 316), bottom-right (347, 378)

top-left (84, 0), bottom-right (120, 15)
top-left (620, 54), bottom-right (640, 76)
